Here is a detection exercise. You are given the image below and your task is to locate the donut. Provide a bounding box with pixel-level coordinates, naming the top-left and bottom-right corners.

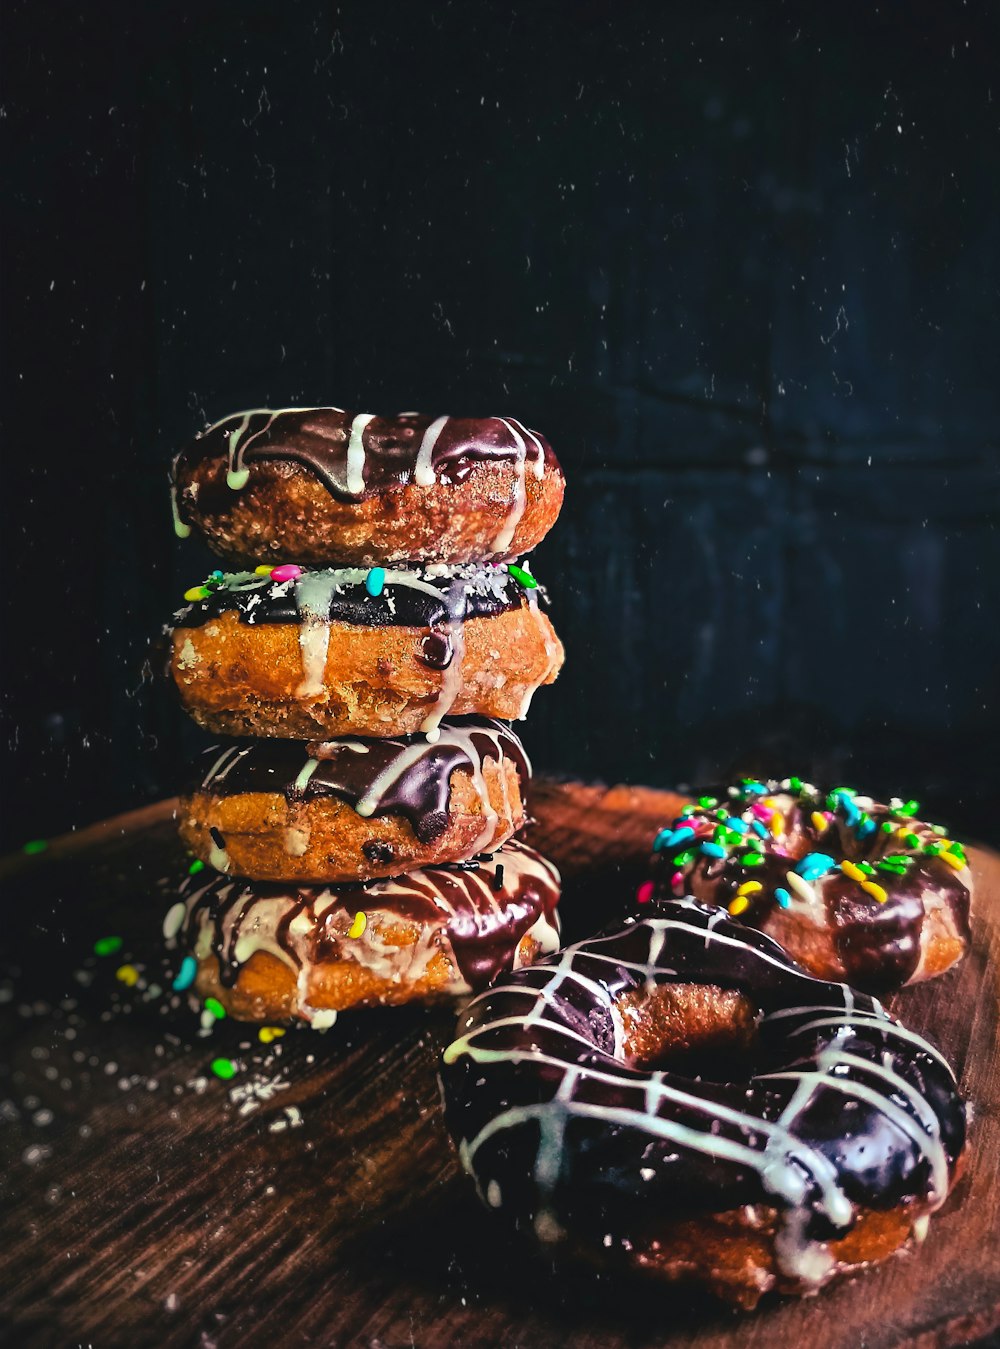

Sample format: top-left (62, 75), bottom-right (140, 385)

top-left (440, 898), bottom-right (966, 1308)
top-left (178, 718), bottom-right (530, 883)
top-left (170, 407), bottom-right (565, 566)
top-left (170, 561), bottom-right (563, 740)
top-left (647, 778), bottom-right (972, 994)
top-left (163, 838), bottom-right (562, 1025)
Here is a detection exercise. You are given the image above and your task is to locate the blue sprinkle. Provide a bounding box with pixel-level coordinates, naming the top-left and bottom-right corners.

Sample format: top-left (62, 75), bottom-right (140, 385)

top-left (725, 816), bottom-right (749, 834)
top-left (751, 820), bottom-right (769, 839)
top-left (365, 567), bottom-right (386, 598)
top-left (172, 956), bottom-right (197, 992)
top-left (655, 825), bottom-right (695, 852)
top-left (794, 851), bottom-right (836, 880)
top-left (700, 842), bottom-right (726, 859)
top-left (856, 817), bottom-right (876, 839)
top-left (775, 887), bottom-right (791, 909)
top-left (742, 780), bottom-right (768, 796)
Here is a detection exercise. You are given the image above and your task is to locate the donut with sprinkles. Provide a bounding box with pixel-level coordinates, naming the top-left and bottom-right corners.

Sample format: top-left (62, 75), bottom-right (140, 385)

top-left (170, 407), bottom-right (565, 567)
top-left (440, 898), bottom-right (966, 1308)
top-left (647, 778), bottom-right (972, 993)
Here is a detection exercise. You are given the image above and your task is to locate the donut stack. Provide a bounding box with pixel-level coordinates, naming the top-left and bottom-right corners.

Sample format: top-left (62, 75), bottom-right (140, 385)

top-left (162, 408), bottom-right (566, 1027)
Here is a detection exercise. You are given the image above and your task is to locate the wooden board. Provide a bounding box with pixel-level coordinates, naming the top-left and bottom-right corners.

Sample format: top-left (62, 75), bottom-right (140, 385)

top-left (1, 780), bottom-right (998, 1349)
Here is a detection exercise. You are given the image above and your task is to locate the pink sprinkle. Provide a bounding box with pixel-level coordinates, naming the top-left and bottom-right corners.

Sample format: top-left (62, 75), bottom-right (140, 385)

top-left (751, 804), bottom-right (771, 821)
top-left (671, 870), bottom-right (684, 891)
top-left (636, 880), bottom-right (654, 905)
top-left (270, 564), bottom-right (304, 583)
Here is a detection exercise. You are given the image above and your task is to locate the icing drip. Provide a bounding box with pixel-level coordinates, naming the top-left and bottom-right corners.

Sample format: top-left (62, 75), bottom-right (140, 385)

top-left (420, 578), bottom-right (468, 741)
top-left (414, 414), bottom-right (450, 487)
top-left (440, 899), bottom-right (965, 1291)
top-left (492, 418), bottom-right (528, 553)
top-left (345, 412), bottom-right (376, 496)
top-left (189, 718), bottom-right (530, 847)
top-left (168, 838), bottom-right (562, 1006)
top-left (295, 570), bottom-right (348, 699)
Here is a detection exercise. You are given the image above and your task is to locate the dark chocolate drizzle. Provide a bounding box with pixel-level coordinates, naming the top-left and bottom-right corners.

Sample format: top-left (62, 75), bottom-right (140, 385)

top-left (649, 781), bottom-right (972, 994)
top-left (186, 718), bottom-right (530, 845)
top-left (171, 564), bottom-right (532, 632)
top-left (440, 900), bottom-right (965, 1285)
top-left (172, 408), bottom-right (559, 510)
top-left (172, 837), bottom-right (561, 994)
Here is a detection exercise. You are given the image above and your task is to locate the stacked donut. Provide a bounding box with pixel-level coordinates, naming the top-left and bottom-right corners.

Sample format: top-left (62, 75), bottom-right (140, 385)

top-left (161, 407), bottom-right (566, 1026)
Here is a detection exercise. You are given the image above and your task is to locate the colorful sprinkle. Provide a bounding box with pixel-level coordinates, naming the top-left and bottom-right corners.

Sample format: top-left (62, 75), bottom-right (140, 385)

top-left (861, 880), bottom-right (888, 904)
top-left (751, 820), bottom-right (770, 839)
top-left (655, 826), bottom-right (694, 852)
top-left (728, 896), bottom-right (750, 916)
top-left (506, 563), bottom-right (538, 589)
top-left (736, 881), bottom-right (763, 897)
top-left (259, 1026), bottom-right (286, 1044)
top-left (348, 911), bottom-right (368, 938)
top-left (810, 811), bottom-right (827, 833)
top-left (670, 870), bottom-right (684, 891)
top-left (204, 996), bottom-right (227, 1020)
top-left (856, 816), bottom-right (877, 839)
top-left (115, 964), bottom-right (140, 987)
top-left (270, 564), bottom-right (304, 584)
top-left (939, 851), bottom-right (965, 871)
top-left (904, 832), bottom-right (920, 848)
top-left (788, 776), bottom-right (803, 792)
top-left (794, 852), bottom-right (836, 881)
top-left (840, 860), bottom-right (866, 883)
top-left (211, 1057), bottom-right (236, 1080)
top-left (188, 858), bottom-right (205, 875)
top-left (700, 842), bottom-right (726, 859)
top-left (184, 585), bottom-right (211, 602)
top-left (881, 821), bottom-right (895, 834)
top-left (255, 564), bottom-right (274, 576)
top-left (726, 816), bottom-right (749, 835)
top-left (365, 567), bottom-right (386, 597)
top-left (172, 956), bottom-right (197, 992)
top-left (697, 795), bottom-right (719, 809)
top-left (93, 936), bottom-right (123, 957)
top-left (22, 839), bottom-right (48, 856)
top-left (775, 887), bottom-right (792, 909)
top-left (786, 872), bottom-right (816, 904)
top-left (899, 799), bottom-right (920, 817)
top-left (742, 852), bottom-right (764, 867)
top-left (770, 812), bottom-right (784, 838)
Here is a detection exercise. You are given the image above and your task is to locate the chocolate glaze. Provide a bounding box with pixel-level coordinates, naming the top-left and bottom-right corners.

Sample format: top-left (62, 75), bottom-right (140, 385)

top-left (172, 408), bottom-right (559, 511)
top-left (171, 563), bottom-right (532, 633)
top-left (187, 718), bottom-right (530, 845)
top-left (170, 838), bottom-right (562, 998)
top-left (440, 899), bottom-right (966, 1288)
top-left (650, 780), bottom-right (973, 994)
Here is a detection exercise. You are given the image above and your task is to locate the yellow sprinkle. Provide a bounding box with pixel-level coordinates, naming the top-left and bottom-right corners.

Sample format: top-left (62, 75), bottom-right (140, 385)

top-left (861, 880), bottom-right (888, 904)
top-left (811, 811), bottom-right (827, 833)
top-left (841, 861), bottom-right (866, 883)
top-left (183, 585), bottom-right (209, 602)
top-left (939, 851), bottom-right (965, 871)
top-left (258, 1026), bottom-right (286, 1044)
top-left (736, 880), bottom-right (763, 897)
top-left (348, 911), bottom-right (368, 939)
top-left (728, 896), bottom-right (750, 916)
top-left (115, 964), bottom-right (139, 986)
top-left (254, 565), bottom-right (274, 576)
top-left (896, 826), bottom-right (911, 840)
top-left (770, 812), bottom-right (784, 838)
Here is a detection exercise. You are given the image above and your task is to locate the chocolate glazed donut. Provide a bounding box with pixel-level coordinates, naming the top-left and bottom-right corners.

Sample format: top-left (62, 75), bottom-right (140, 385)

top-left (649, 778), bottom-right (973, 993)
top-left (164, 838), bottom-right (562, 1025)
top-left (178, 718), bottom-right (531, 882)
top-left (441, 899), bottom-right (965, 1308)
top-left (170, 407), bottom-right (565, 566)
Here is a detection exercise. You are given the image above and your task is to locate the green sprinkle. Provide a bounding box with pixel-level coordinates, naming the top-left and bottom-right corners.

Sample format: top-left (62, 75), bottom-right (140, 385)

top-left (725, 831), bottom-right (744, 847)
top-left (204, 997), bottom-right (227, 1020)
top-left (742, 853), bottom-right (764, 867)
top-left (877, 860), bottom-right (907, 874)
top-left (188, 859), bottom-right (206, 875)
top-left (93, 936), bottom-right (123, 957)
top-left (789, 776), bottom-right (802, 792)
top-left (857, 861), bottom-right (875, 876)
top-left (673, 850), bottom-right (695, 866)
top-left (714, 808), bottom-right (728, 820)
top-left (901, 799), bottom-right (920, 816)
top-left (22, 839), bottom-right (48, 856)
top-left (881, 822), bottom-right (894, 834)
top-left (946, 840), bottom-right (965, 856)
top-left (885, 853), bottom-right (914, 866)
top-left (210, 1057), bottom-right (236, 1080)
top-left (904, 832), bottom-right (920, 848)
top-left (923, 843), bottom-right (942, 856)
top-left (698, 795), bottom-right (718, 809)
top-left (506, 564), bottom-right (538, 590)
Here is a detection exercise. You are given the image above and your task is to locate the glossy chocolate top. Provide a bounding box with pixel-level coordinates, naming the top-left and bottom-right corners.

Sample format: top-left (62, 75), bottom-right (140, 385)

top-left (441, 899), bottom-right (965, 1287)
top-left (186, 718), bottom-right (530, 845)
top-left (171, 563), bottom-right (534, 632)
top-left (172, 408), bottom-right (560, 505)
top-left (168, 838), bottom-right (562, 1005)
top-left (649, 778), bottom-right (973, 993)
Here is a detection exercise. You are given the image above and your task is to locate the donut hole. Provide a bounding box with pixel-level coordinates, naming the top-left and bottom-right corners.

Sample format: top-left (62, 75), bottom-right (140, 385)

top-left (616, 982), bottom-right (759, 1081)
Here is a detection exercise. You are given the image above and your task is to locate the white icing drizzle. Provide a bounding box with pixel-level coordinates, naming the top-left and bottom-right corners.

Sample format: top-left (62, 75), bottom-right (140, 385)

top-left (169, 480), bottom-right (192, 538)
top-left (419, 578), bottom-right (468, 742)
top-left (443, 902), bottom-right (959, 1288)
top-left (491, 418), bottom-right (528, 553)
top-left (199, 406), bottom-right (345, 493)
top-left (414, 414), bottom-right (450, 487)
top-left (345, 412), bottom-right (376, 496)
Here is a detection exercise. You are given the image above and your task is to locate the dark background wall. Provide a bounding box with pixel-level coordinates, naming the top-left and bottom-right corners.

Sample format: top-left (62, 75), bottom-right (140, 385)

top-left (3, 0), bottom-right (999, 851)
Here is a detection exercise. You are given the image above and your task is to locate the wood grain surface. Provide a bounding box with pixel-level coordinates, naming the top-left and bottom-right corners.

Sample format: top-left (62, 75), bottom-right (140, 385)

top-left (1, 780), bottom-right (998, 1349)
